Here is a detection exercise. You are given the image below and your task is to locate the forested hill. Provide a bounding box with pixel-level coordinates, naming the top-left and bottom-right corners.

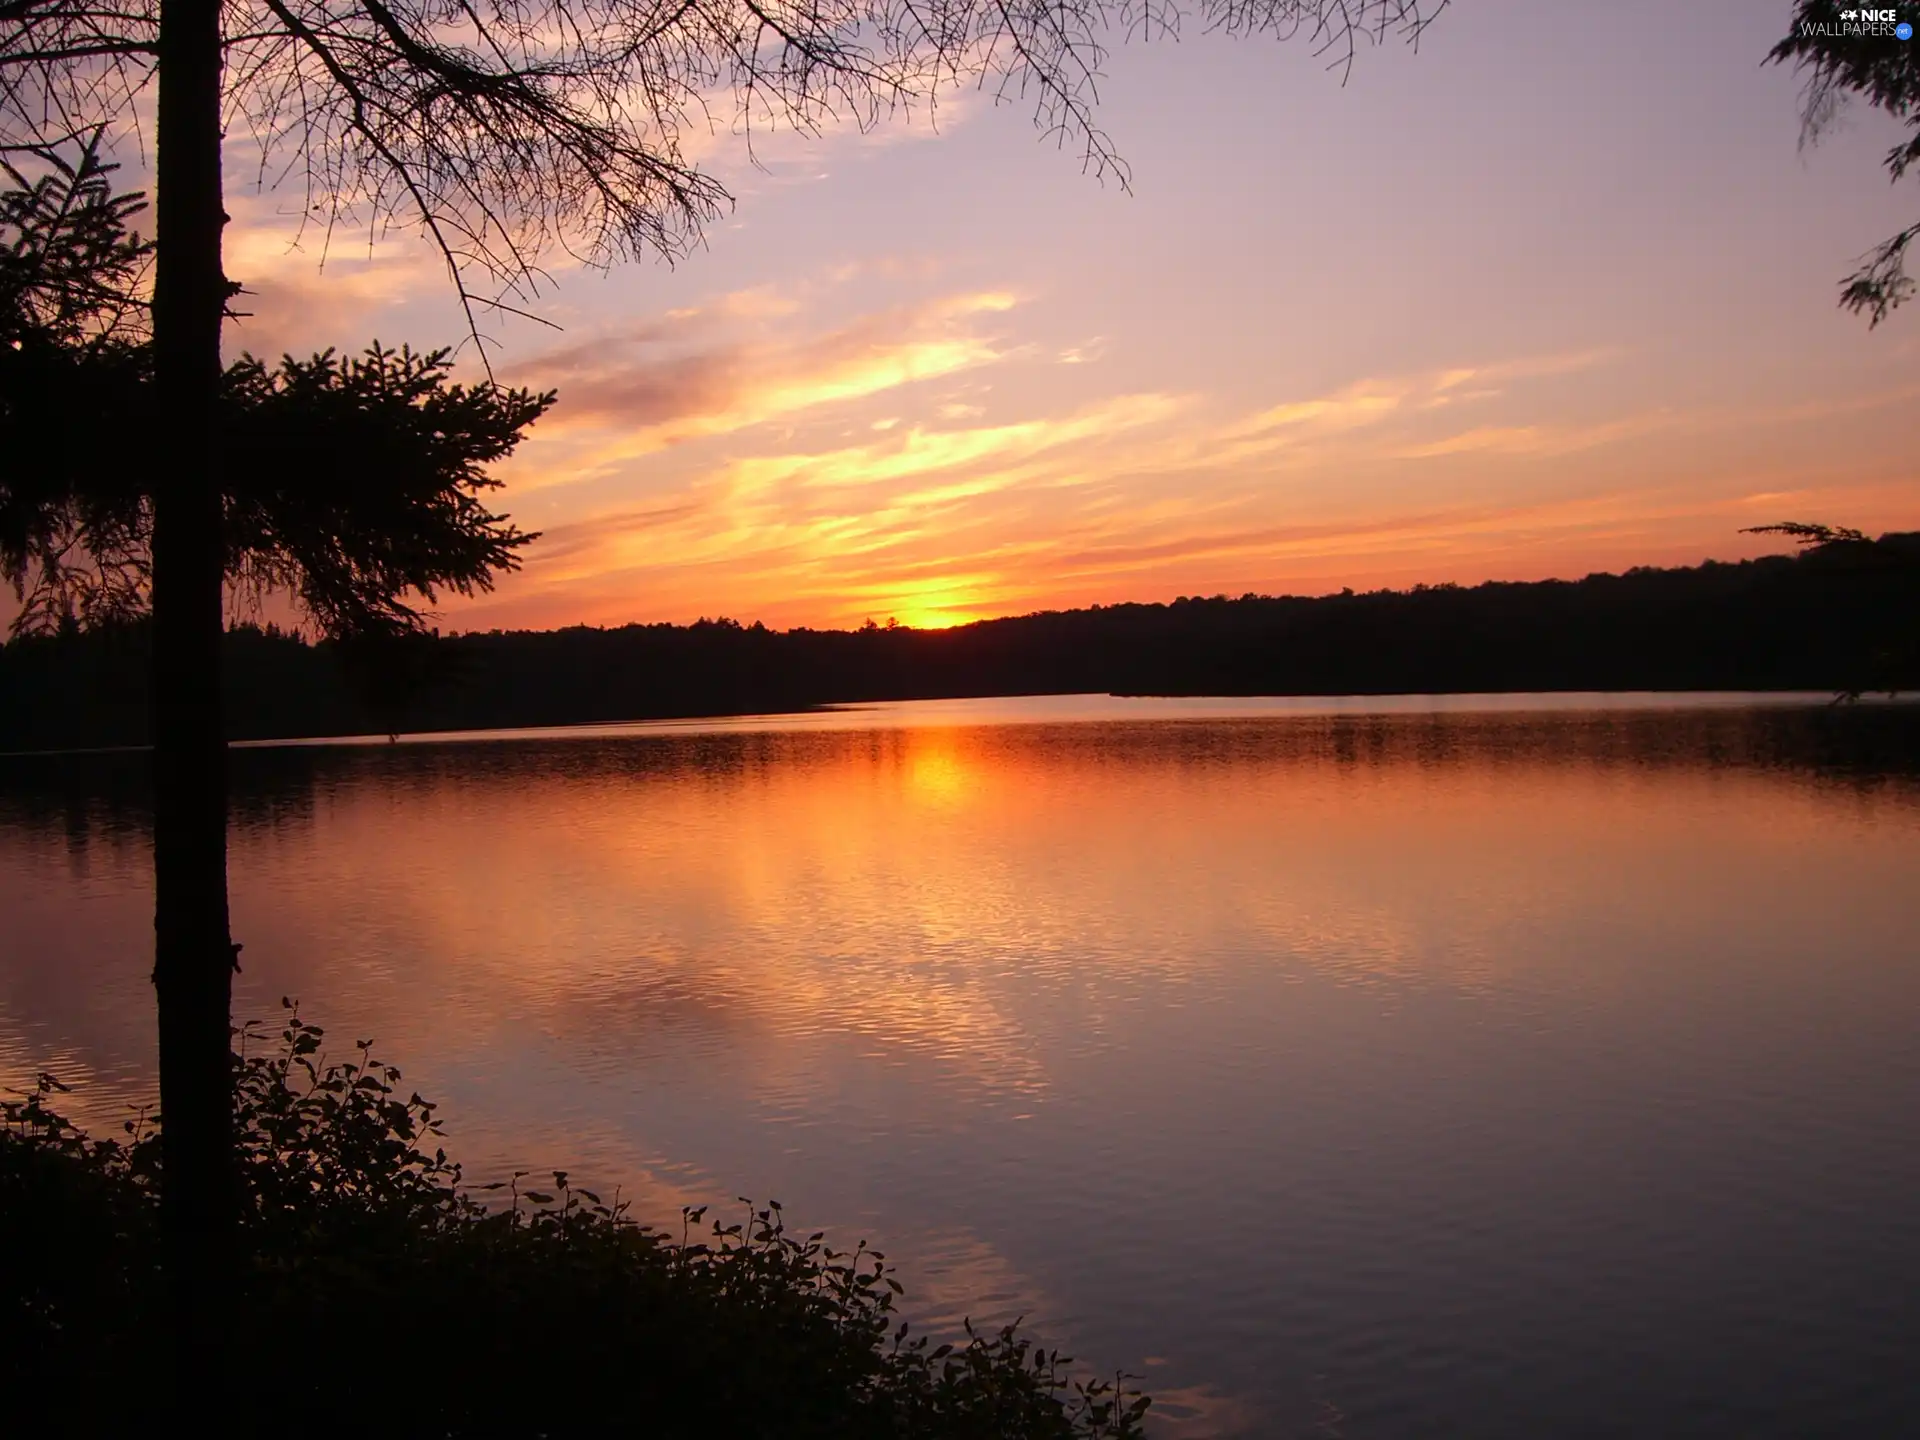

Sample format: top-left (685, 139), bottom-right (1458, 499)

top-left (4, 536), bottom-right (1917, 751)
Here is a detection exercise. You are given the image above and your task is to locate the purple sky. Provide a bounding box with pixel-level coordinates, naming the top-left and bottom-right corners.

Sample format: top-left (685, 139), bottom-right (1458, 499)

top-left (218, 0), bottom-right (1919, 631)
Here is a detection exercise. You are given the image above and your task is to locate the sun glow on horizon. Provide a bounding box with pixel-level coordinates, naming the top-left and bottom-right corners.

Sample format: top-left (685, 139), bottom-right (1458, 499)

top-left (889, 597), bottom-right (983, 631)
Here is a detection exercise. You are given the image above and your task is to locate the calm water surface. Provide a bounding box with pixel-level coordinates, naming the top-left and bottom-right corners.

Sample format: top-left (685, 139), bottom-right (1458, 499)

top-left (4, 695), bottom-right (1919, 1437)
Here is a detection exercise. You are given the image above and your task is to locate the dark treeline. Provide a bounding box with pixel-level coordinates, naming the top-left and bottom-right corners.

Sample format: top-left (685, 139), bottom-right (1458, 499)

top-left (4, 536), bottom-right (1917, 751)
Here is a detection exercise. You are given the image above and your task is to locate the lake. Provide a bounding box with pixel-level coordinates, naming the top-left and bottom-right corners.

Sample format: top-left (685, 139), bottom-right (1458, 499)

top-left (4, 694), bottom-right (1919, 1437)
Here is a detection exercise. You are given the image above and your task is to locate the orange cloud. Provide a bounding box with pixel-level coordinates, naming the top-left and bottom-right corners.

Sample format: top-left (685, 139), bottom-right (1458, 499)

top-left (500, 290), bottom-right (1021, 493)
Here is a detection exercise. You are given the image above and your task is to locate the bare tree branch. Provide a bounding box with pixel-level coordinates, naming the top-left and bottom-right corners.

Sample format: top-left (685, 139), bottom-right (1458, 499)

top-left (1770, 4), bottom-right (1919, 324)
top-left (1, 0), bottom-right (1443, 351)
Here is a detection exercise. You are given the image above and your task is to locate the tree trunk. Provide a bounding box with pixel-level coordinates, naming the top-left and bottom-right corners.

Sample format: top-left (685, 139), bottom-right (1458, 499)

top-left (150, 0), bottom-right (233, 1402)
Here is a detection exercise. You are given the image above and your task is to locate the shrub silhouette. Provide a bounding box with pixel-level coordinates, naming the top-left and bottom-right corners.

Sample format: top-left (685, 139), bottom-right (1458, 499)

top-left (1, 1004), bottom-right (1148, 1438)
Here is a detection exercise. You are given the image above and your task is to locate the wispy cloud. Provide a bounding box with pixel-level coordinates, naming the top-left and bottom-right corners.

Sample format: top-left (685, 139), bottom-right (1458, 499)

top-left (1393, 413), bottom-right (1672, 460)
top-left (502, 290), bottom-right (1021, 490)
top-left (221, 193), bottom-right (464, 359)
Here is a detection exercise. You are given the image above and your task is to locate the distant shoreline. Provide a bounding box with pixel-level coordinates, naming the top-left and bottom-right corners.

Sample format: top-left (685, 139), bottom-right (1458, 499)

top-left (4, 540), bottom-right (1914, 753)
top-left (6, 690), bottom-right (1913, 761)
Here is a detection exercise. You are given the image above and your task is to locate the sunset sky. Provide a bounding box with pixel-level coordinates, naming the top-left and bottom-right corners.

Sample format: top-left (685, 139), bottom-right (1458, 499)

top-left (219, 0), bottom-right (1920, 633)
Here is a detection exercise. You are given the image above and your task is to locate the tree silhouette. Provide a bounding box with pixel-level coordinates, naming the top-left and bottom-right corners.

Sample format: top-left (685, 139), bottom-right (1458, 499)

top-left (0, 152), bottom-right (548, 1386)
top-left (1744, 521), bottom-right (1918, 698)
top-left (2, 147), bottom-right (547, 641)
top-left (0, 140), bottom-right (151, 627)
top-left (0, 0), bottom-right (1445, 1396)
top-left (3, 153), bottom-right (548, 640)
top-left (1770, 3), bottom-right (1920, 325)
